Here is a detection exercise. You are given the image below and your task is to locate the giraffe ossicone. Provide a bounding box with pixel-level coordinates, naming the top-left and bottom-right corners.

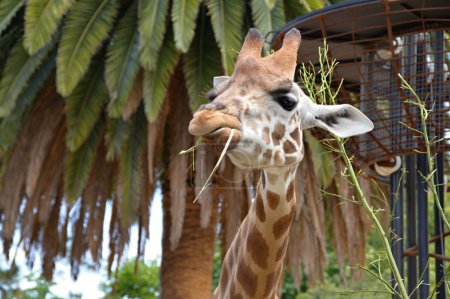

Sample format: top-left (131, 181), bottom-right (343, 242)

top-left (189, 28), bottom-right (373, 299)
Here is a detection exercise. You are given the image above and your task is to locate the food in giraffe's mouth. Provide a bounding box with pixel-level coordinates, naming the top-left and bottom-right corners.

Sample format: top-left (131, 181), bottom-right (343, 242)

top-left (202, 127), bottom-right (241, 149)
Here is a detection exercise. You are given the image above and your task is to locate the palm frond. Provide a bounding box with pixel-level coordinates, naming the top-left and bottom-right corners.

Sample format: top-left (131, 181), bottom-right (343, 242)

top-left (105, 116), bottom-right (131, 161)
top-left (204, 0), bottom-right (244, 75)
top-left (183, 9), bottom-right (222, 111)
top-left (0, 25), bottom-right (21, 73)
top-left (251, 0), bottom-right (285, 37)
top-left (0, 0), bottom-right (25, 36)
top-left (0, 51), bottom-right (55, 155)
top-left (299, 0), bottom-right (324, 13)
top-left (66, 57), bottom-right (108, 152)
top-left (283, 0), bottom-right (308, 21)
top-left (265, 0), bottom-right (276, 10)
top-left (56, 0), bottom-right (118, 97)
top-left (171, 0), bottom-right (201, 53)
top-left (24, 0), bottom-right (75, 54)
top-left (0, 35), bottom-right (56, 117)
top-left (122, 69), bottom-right (143, 120)
top-left (143, 30), bottom-right (180, 122)
top-left (64, 118), bottom-right (103, 203)
top-left (118, 106), bottom-right (146, 227)
top-left (105, 1), bottom-right (140, 118)
top-left (138, 0), bottom-right (169, 71)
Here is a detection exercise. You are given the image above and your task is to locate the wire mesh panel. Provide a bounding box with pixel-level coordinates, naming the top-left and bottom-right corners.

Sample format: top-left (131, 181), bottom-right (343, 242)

top-left (359, 30), bottom-right (449, 166)
top-left (272, 0), bottom-right (450, 168)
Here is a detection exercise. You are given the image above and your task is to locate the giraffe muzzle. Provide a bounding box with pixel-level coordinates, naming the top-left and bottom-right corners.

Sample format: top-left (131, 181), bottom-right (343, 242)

top-left (188, 110), bottom-right (241, 137)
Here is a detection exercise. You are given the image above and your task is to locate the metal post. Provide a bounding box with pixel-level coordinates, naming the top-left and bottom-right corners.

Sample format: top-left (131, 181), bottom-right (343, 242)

top-left (432, 31), bottom-right (446, 299)
top-left (416, 33), bottom-right (429, 299)
top-left (405, 155), bottom-right (418, 299)
top-left (416, 153), bottom-right (429, 298)
top-left (390, 168), bottom-right (404, 299)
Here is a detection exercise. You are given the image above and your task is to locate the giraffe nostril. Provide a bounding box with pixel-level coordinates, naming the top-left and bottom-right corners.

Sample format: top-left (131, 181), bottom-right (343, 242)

top-left (198, 102), bottom-right (227, 112)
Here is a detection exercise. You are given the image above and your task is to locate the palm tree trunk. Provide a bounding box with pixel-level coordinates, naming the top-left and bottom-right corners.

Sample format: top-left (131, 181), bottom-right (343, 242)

top-left (160, 185), bottom-right (217, 299)
top-left (160, 65), bottom-right (217, 299)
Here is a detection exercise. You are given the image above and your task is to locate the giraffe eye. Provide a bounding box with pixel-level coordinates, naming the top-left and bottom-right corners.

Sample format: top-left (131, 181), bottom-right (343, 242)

top-left (275, 96), bottom-right (297, 111)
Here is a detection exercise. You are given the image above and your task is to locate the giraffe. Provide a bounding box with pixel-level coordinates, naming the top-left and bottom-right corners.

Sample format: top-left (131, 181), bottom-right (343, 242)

top-left (188, 28), bottom-right (374, 299)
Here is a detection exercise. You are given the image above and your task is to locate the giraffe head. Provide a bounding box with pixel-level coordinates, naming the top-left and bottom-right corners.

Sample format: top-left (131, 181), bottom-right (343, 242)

top-left (189, 28), bottom-right (373, 169)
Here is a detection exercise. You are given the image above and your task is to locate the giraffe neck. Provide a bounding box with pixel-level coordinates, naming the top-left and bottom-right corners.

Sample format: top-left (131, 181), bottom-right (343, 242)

top-left (217, 165), bottom-right (298, 299)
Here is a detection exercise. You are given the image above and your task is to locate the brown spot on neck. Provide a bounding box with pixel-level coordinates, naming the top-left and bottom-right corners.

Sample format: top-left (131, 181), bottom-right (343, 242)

top-left (255, 192), bottom-right (266, 222)
top-left (246, 226), bottom-right (270, 269)
top-left (263, 267), bottom-right (282, 297)
top-left (266, 190), bottom-right (280, 209)
top-left (237, 259), bottom-right (258, 297)
top-left (272, 206), bottom-right (295, 239)
top-left (275, 238), bottom-right (289, 262)
top-left (286, 181), bottom-right (295, 202)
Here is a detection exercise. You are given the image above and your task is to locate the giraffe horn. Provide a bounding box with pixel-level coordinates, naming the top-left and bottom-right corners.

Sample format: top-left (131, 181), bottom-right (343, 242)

top-left (236, 28), bottom-right (265, 62)
top-left (271, 28), bottom-right (302, 78)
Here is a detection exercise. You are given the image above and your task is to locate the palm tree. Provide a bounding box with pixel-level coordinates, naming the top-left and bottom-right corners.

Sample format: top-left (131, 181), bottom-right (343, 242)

top-left (0, 0), bottom-right (370, 297)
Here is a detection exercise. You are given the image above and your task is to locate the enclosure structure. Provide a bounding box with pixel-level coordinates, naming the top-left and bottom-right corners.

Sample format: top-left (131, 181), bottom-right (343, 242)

top-left (272, 1), bottom-right (449, 298)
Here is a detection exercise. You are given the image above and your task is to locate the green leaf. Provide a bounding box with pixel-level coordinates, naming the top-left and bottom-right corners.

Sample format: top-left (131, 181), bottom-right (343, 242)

top-left (56, 0), bottom-right (118, 97)
top-left (183, 11), bottom-right (222, 111)
top-left (251, 0), bottom-right (285, 37)
top-left (265, 0), bottom-right (276, 10)
top-left (299, 0), bottom-right (324, 13)
top-left (105, 116), bottom-right (131, 161)
top-left (64, 117), bottom-right (103, 203)
top-left (0, 35), bottom-right (56, 117)
top-left (0, 0), bottom-right (25, 36)
top-left (0, 50), bottom-right (56, 154)
top-left (143, 30), bottom-right (180, 122)
top-left (105, 1), bottom-right (140, 118)
top-left (24, 0), bottom-right (75, 55)
top-left (0, 24), bottom-right (21, 73)
top-left (138, 0), bottom-right (169, 71)
top-left (171, 0), bottom-right (201, 53)
top-left (66, 57), bottom-right (108, 152)
top-left (204, 0), bottom-right (244, 75)
top-left (119, 105), bottom-right (146, 226)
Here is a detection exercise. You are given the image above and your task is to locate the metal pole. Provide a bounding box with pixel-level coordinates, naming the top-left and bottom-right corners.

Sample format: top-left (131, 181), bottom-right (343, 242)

top-left (406, 155), bottom-right (418, 299)
top-left (390, 168), bottom-right (404, 299)
top-left (432, 30), bottom-right (446, 299)
top-left (416, 33), bottom-right (429, 299)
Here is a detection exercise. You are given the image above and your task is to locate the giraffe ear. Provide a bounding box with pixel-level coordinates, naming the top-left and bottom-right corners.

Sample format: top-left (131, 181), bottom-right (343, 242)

top-left (303, 103), bottom-right (374, 138)
top-left (213, 76), bottom-right (230, 88)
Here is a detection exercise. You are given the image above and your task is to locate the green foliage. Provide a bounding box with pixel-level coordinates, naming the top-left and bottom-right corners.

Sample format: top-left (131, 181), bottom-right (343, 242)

top-left (66, 57), bottom-right (108, 152)
top-left (0, 0), bottom-right (25, 36)
top-left (64, 118), bottom-right (103, 203)
top-left (24, 0), bottom-right (75, 54)
top-left (251, 0), bottom-right (286, 38)
top-left (105, 1), bottom-right (140, 118)
top-left (138, 0), bottom-right (170, 71)
top-left (183, 10), bottom-right (222, 110)
top-left (0, 51), bottom-right (55, 155)
top-left (0, 35), bottom-right (56, 117)
top-left (56, 0), bottom-right (118, 97)
top-left (101, 260), bottom-right (160, 299)
top-left (0, 264), bottom-right (63, 299)
top-left (105, 115), bottom-right (132, 161)
top-left (171, 0), bottom-right (201, 53)
top-left (143, 29), bottom-right (180, 122)
top-left (204, 0), bottom-right (245, 75)
top-left (118, 106), bottom-right (146, 226)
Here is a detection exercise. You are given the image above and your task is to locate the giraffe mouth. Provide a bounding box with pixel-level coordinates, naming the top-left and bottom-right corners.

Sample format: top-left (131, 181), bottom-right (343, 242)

top-left (188, 110), bottom-right (241, 137)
